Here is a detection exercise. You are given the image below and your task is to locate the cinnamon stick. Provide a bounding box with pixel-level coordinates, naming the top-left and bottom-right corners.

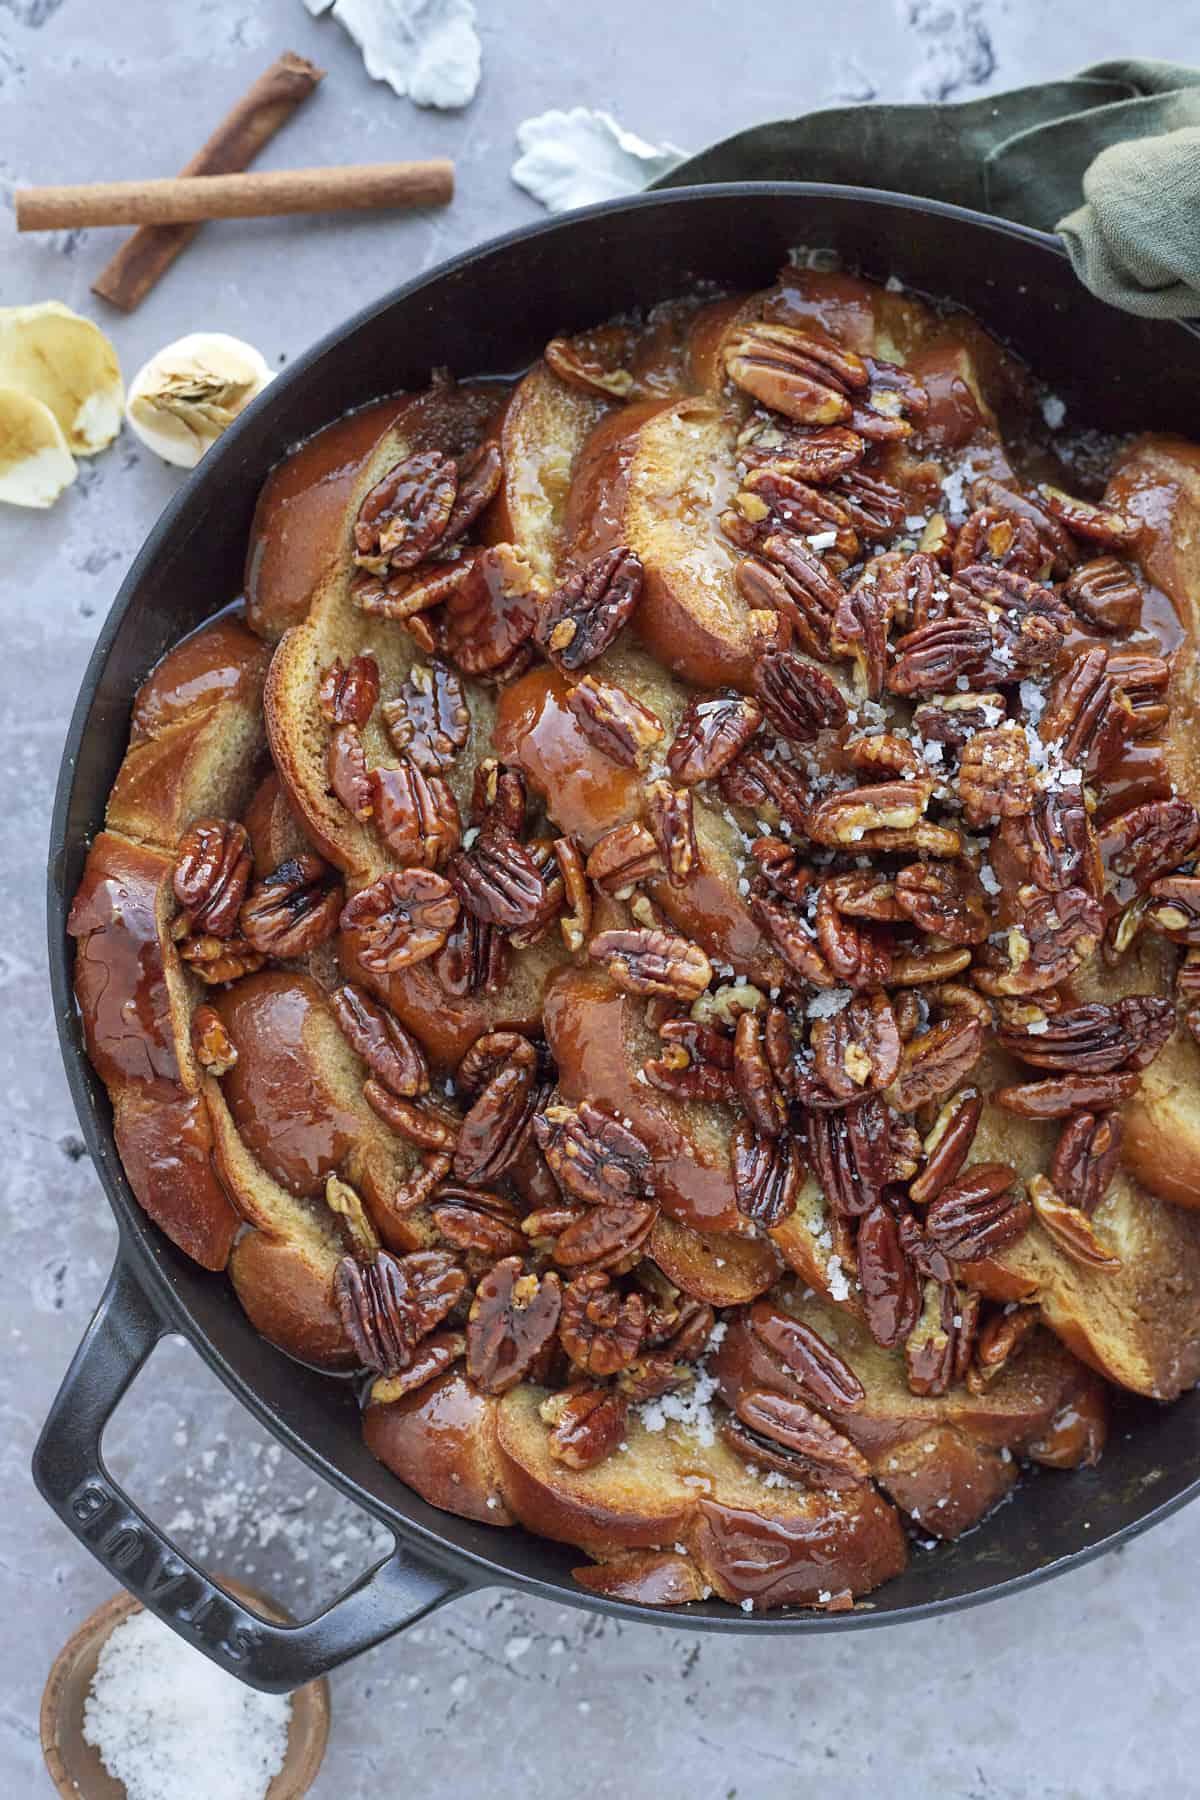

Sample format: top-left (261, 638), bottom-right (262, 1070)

top-left (91, 51), bottom-right (325, 312)
top-left (17, 163), bottom-right (455, 232)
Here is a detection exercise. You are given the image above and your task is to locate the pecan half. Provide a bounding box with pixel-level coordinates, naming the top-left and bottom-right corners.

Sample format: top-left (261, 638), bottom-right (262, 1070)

top-left (913, 691), bottom-right (1006, 749)
top-left (733, 1011), bottom-right (789, 1136)
top-left (1039, 647), bottom-right (1133, 775)
top-left (724, 322), bottom-right (867, 423)
top-left (1051, 1111), bottom-right (1123, 1216)
top-left (318, 654), bottom-right (380, 728)
top-left (354, 449), bottom-right (457, 573)
top-left (736, 543), bottom-right (842, 660)
top-left (553, 1203), bottom-right (656, 1272)
top-left (752, 650), bottom-right (848, 743)
top-left (1107, 650), bottom-right (1170, 735)
top-left (894, 861), bottom-right (989, 946)
top-left (973, 888), bottom-right (1103, 996)
top-left (732, 1121), bottom-right (802, 1227)
top-left (743, 420), bottom-right (865, 482)
top-left (365, 1083), bottom-right (459, 1150)
top-left (646, 780), bottom-right (697, 885)
top-left (533, 1101), bottom-right (650, 1210)
top-left (586, 821), bottom-right (663, 897)
top-left (371, 758), bottom-right (461, 868)
top-left (953, 506), bottom-right (1046, 579)
top-left (667, 694), bottom-right (763, 784)
top-left (433, 907), bottom-right (508, 997)
top-left (240, 853), bottom-right (343, 956)
top-left (749, 1298), bottom-right (865, 1410)
top-left (368, 1331), bottom-right (466, 1404)
top-left (174, 818), bottom-right (252, 937)
top-left (534, 545), bottom-right (643, 669)
top-left (1037, 485), bottom-right (1141, 551)
top-left (466, 1258), bottom-right (563, 1394)
top-left (807, 779), bottom-right (932, 847)
top-left (909, 1087), bottom-right (983, 1205)
top-left (905, 1281), bottom-right (978, 1398)
top-left (888, 616), bottom-right (993, 696)
top-left (382, 660), bottom-right (470, 774)
top-left (1105, 799), bottom-right (1200, 893)
top-left (888, 1016), bottom-right (983, 1113)
top-left (553, 836), bottom-right (593, 953)
top-left (449, 827), bottom-right (550, 931)
top-left (334, 1249), bottom-right (467, 1374)
top-left (972, 1305), bottom-right (1039, 1387)
top-left (340, 868), bottom-right (459, 970)
top-left (958, 725), bottom-right (1036, 826)
top-left (588, 926), bottom-right (712, 1001)
top-left (431, 1187), bottom-right (526, 1260)
top-left (718, 748), bottom-right (810, 831)
top-left (1029, 1174), bottom-right (1121, 1269)
top-left (560, 1271), bottom-right (646, 1375)
top-left (734, 1388), bottom-right (870, 1487)
top-left (327, 725), bottom-right (373, 823)
top-left (856, 1203), bottom-right (921, 1348)
top-left (995, 1071), bottom-right (1141, 1118)
top-left (1001, 790), bottom-right (1100, 896)
top-left (443, 543), bottom-right (540, 675)
top-left (544, 334), bottom-right (634, 399)
top-left (192, 1004), bottom-right (237, 1075)
top-left (810, 993), bottom-right (902, 1100)
top-left (564, 674), bottom-right (664, 771)
top-left (924, 1165), bottom-right (1030, 1261)
top-left (545, 1386), bottom-right (629, 1470)
top-left (1062, 555), bottom-right (1141, 634)
top-left (331, 983), bottom-right (429, 1097)
top-left (177, 933), bottom-right (264, 985)
top-left (806, 1097), bottom-right (892, 1216)
top-left (996, 996), bottom-right (1173, 1074)
top-left (830, 575), bottom-right (890, 700)
top-left (836, 468), bottom-right (907, 542)
top-left (1146, 875), bottom-right (1200, 943)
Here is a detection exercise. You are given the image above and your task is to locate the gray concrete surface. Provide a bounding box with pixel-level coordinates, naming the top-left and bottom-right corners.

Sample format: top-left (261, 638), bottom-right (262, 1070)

top-left (2, 2), bottom-right (1197, 1794)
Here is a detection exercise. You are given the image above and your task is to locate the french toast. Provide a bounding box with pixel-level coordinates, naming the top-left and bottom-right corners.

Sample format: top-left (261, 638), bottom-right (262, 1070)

top-left (70, 262), bottom-right (1200, 1613)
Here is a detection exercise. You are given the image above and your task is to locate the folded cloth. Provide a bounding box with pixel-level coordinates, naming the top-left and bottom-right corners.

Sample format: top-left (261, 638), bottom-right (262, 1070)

top-left (653, 60), bottom-right (1200, 319)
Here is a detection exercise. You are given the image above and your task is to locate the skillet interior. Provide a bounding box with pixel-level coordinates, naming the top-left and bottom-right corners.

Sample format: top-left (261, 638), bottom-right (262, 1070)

top-left (46, 183), bottom-right (1200, 1633)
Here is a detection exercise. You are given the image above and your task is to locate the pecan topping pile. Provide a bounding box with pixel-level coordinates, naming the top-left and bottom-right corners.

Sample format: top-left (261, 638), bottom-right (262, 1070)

top-left (85, 264), bottom-right (1200, 1616)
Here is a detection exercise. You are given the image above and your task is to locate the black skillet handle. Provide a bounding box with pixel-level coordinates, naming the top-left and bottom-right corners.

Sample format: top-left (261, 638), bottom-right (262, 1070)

top-left (32, 1254), bottom-right (466, 1693)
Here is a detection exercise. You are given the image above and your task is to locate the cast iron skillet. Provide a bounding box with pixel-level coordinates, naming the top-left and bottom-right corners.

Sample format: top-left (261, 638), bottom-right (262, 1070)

top-left (36, 185), bottom-right (1200, 1693)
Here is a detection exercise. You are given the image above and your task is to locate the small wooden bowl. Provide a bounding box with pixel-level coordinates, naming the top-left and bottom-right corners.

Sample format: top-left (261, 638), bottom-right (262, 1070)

top-left (40, 1577), bottom-right (330, 1799)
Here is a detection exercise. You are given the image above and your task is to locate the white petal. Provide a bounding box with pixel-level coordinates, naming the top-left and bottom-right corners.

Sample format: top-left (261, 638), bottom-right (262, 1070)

top-left (326, 0), bottom-right (481, 108)
top-left (512, 107), bottom-right (687, 213)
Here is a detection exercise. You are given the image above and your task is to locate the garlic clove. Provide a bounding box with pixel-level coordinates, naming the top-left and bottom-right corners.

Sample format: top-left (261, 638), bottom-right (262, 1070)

top-left (0, 301), bottom-right (123, 455)
top-left (126, 332), bottom-right (274, 469)
top-left (0, 386), bottom-right (78, 507)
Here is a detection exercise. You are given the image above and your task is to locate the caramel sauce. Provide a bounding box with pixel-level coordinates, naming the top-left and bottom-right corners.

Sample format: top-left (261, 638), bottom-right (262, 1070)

top-left (339, 929), bottom-right (544, 1073)
top-left (692, 1496), bottom-right (865, 1608)
top-left (648, 862), bottom-right (782, 988)
top-left (762, 267), bottom-right (877, 354)
top-left (493, 665), bottom-right (643, 844)
top-left (543, 968), bottom-right (741, 1233)
top-left (212, 972), bottom-right (361, 1197)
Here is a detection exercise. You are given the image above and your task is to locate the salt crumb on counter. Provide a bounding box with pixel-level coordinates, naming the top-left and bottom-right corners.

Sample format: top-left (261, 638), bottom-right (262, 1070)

top-left (82, 1606), bottom-right (291, 1800)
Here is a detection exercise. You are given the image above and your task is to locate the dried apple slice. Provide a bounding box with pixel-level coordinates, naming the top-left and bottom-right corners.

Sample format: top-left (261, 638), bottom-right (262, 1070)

top-left (0, 386), bottom-right (76, 508)
top-left (0, 301), bottom-right (122, 453)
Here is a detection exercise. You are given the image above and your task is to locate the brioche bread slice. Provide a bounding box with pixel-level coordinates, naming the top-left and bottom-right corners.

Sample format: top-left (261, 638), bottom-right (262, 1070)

top-left (483, 361), bottom-right (610, 582)
top-left (494, 1383), bottom-right (907, 1609)
top-left (106, 615), bottom-right (268, 850)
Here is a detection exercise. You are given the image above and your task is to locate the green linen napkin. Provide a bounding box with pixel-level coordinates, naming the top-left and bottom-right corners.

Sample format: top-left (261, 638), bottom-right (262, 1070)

top-left (653, 60), bottom-right (1200, 319)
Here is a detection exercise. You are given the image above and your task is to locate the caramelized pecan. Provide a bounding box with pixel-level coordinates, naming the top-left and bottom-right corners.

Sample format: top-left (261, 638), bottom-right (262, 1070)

top-left (318, 654), bottom-right (380, 728)
top-left (453, 1057), bottom-right (539, 1185)
top-left (433, 907), bottom-right (508, 997)
top-left (958, 725), bottom-right (1036, 826)
top-left (909, 1087), bottom-right (983, 1205)
top-left (328, 725), bottom-right (373, 822)
top-left (177, 933), bottom-right (264, 985)
top-left (545, 1386), bottom-right (629, 1470)
top-left (718, 749), bottom-right (810, 832)
top-left (733, 1010), bottom-right (789, 1136)
top-left (364, 1084), bottom-right (460, 1150)
top-left (666, 693), bottom-right (763, 784)
top-left (924, 1165), bottom-right (1030, 1261)
top-left (191, 1004), bottom-right (237, 1075)
top-left (586, 821), bottom-right (664, 896)
top-left (553, 1203), bottom-right (656, 1272)
top-left (952, 506), bottom-right (1046, 579)
top-left (973, 888), bottom-right (1103, 996)
top-left (588, 926), bottom-right (712, 1001)
top-left (1051, 1111), bottom-right (1123, 1217)
top-left (1029, 1174), bottom-right (1121, 1269)
top-left (544, 334), bottom-right (634, 399)
top-left (566, 674), bottom-right (664, 769)
top-left (810, 993), bottom-right (902, 1100)
top-left (174, 818), bottom-right (252, 937)
top-left (554, 836), bottom-right (593, 953)
top-left (353, 552), bottom-right (476, 625)
top-left (466, 1258), bottom-right (563, 1394)
top-left (1062, 556), bottom-right (1141, 634)
top-left (835, 468), bottom-right (907, 542)
top-left (1146, 875), bottom-right (1200, 943)
top-left (240, 854), bottom-right (343, 957)
top-left (913, 692), bottom-right (1007, 749)
top-left (1104, 799), bottom-right (1200, 892)
top-left (856, 1202), bottom-right (921, 1348)
top-left (1039, 647), bottom-right (1133, 775)
top-left (340, 868), bottom-right (459, 970)
top-left (449, 827), bottom-right (550, 931)
top-left (371, 758), bottom-right (461, 868)
top-left (732, 1121), bottom-right (802, 1227)
top-left (888, 1016), bottom-right (983, 1112)
top-left (1036, 485), bottom-right (1141, 551)
top-left (743, 421), bottom-right (865, 483)
top-left (728, 466), bottom-right (858, 561)
top-left (806, 1097), bottom-right (891, 1216)
top-left (431, 1188), bottom-right (526, 1260)
top-left (724, 322), bottom-right (867, 423)
top-left (1000, 790), bottom-right (1100, 896)
top-left (559, 1271), bottom-right (646, 1375)
top-left (995, 1071), bottom-right (1141, 1118)
top-left (646, 781), bottom-right (697, 886)
top-left (733, 1389), bottom-right (870, 1487)
top-left (382, 660), bottom-right (470, 774)
top-left (752, 650), bottom-right (848, 743)
top-left (996, 996), bottom-right (1173, 1074)
top-left (535, 545), bottom-right (643, 670)
top-left (807, 780), bottom-right (932, 847)
top-left (369, 1331), bottom-right (466, 1404)
top-left (533, 1101), bottom-right (649, 1209)
top-left (905, 1281), bottom-right (978, 1398)
top-left (334, 1249), bottom-right (467, 1374)
top-left (331, 983), bottom-right (429, 1097)
top-left (887, 615), bottom-right (993, 696)
top-left (354, 449), bottom-right (457, 573)
top-left (749, 1299), bottom-right (865, 1410)
top-left (443, 543), bottom-right (540, 675)
top-left (736, 543), bottom-right (842, 659)
top-left (894, 860), bottom-right (989, 946)
top-left (972, 1305), bottom-right (1039, 1386)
